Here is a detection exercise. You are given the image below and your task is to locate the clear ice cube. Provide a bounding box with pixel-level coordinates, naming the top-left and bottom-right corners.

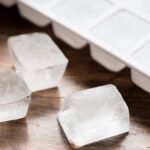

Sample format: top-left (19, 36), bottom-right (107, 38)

top-left (0, 69), bottom-right (31, 122)
top-left (8, 33), bottom-right (68, 92)
top-left (58, 85), bottom-right (130, 148)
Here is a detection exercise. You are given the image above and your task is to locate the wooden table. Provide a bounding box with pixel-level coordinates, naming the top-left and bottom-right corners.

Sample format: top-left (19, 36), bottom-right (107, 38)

top-left (0, 5), bottom-right (150, 150)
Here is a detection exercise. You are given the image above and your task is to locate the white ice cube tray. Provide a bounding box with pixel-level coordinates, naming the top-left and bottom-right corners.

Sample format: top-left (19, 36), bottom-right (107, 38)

top-left (2, 0), bottom-right (150, 93)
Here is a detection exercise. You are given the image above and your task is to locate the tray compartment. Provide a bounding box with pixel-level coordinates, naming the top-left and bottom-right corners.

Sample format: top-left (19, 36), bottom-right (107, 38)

top-left (90, 45), bottom-right (125, 72)
top-left (52, 0), bottom-right (113, 49)
top-left (90, 10), bottom-right (150, 51)
top-left (18, 1), bottom-right (51, 27)
top-left (132, 42), bottom-right (150, 92)
top-left (53, 22), bottom-right (87, 49)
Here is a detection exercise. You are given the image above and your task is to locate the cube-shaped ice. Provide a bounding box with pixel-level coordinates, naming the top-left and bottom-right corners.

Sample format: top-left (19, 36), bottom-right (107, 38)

top-left (0, 69), bottom-right (31, 122)
top-left (18, 0), bottom-right (51, 27)
top-left (8, 33), bottom-right (68, 92)
top-left (58, 85), bottom-right (130, 148)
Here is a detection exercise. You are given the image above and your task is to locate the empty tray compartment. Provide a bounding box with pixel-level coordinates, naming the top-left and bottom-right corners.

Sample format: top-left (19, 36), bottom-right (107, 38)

top-left (132, 42), bottom-right (150, 92)
top-left (51, 0), bottom-right (113, 49)
top-left (18, 0), bottom-right (51, 27)
top-left (91, 10), bottom-right (150, 51)
top-left (90, 45), bottom-right (125, 72)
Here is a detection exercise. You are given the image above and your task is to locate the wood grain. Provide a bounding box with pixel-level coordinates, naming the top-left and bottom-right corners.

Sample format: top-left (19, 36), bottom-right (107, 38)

top-left (0, 5), bottom-right (150, 150)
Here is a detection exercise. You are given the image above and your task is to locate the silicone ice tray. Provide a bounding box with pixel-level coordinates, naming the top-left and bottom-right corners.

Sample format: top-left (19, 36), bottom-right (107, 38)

top-left (1, 0), bottom-right (150, 93)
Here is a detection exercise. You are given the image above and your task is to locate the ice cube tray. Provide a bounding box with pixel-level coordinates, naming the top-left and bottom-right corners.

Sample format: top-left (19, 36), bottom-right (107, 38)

top-left (2, 0), bottom-right (150, 93)
top-left (8, 33), bottom-right (68, 92)
top-left (0, 69), bottom-right (31, 122)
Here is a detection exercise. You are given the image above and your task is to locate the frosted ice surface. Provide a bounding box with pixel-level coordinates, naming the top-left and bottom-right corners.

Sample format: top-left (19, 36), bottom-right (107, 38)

top-left (0, 70), bottom-right (31, 122)
top-left (8, 33), bottom-right (68, 71)
top-left (58, 85), bottom-right (130, 148)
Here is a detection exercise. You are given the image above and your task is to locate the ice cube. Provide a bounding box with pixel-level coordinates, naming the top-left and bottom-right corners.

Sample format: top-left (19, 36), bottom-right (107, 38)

top-left (58, 85), bottom-right (130, 148)
top-left (0, 69), bottom-right (31, 122)
top-left (8, 33), bottom-right (68, 92)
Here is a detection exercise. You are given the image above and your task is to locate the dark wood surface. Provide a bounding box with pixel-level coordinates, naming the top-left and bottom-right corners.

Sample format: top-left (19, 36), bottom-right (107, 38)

top-left (0, 5), bottom-right (150, 150)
